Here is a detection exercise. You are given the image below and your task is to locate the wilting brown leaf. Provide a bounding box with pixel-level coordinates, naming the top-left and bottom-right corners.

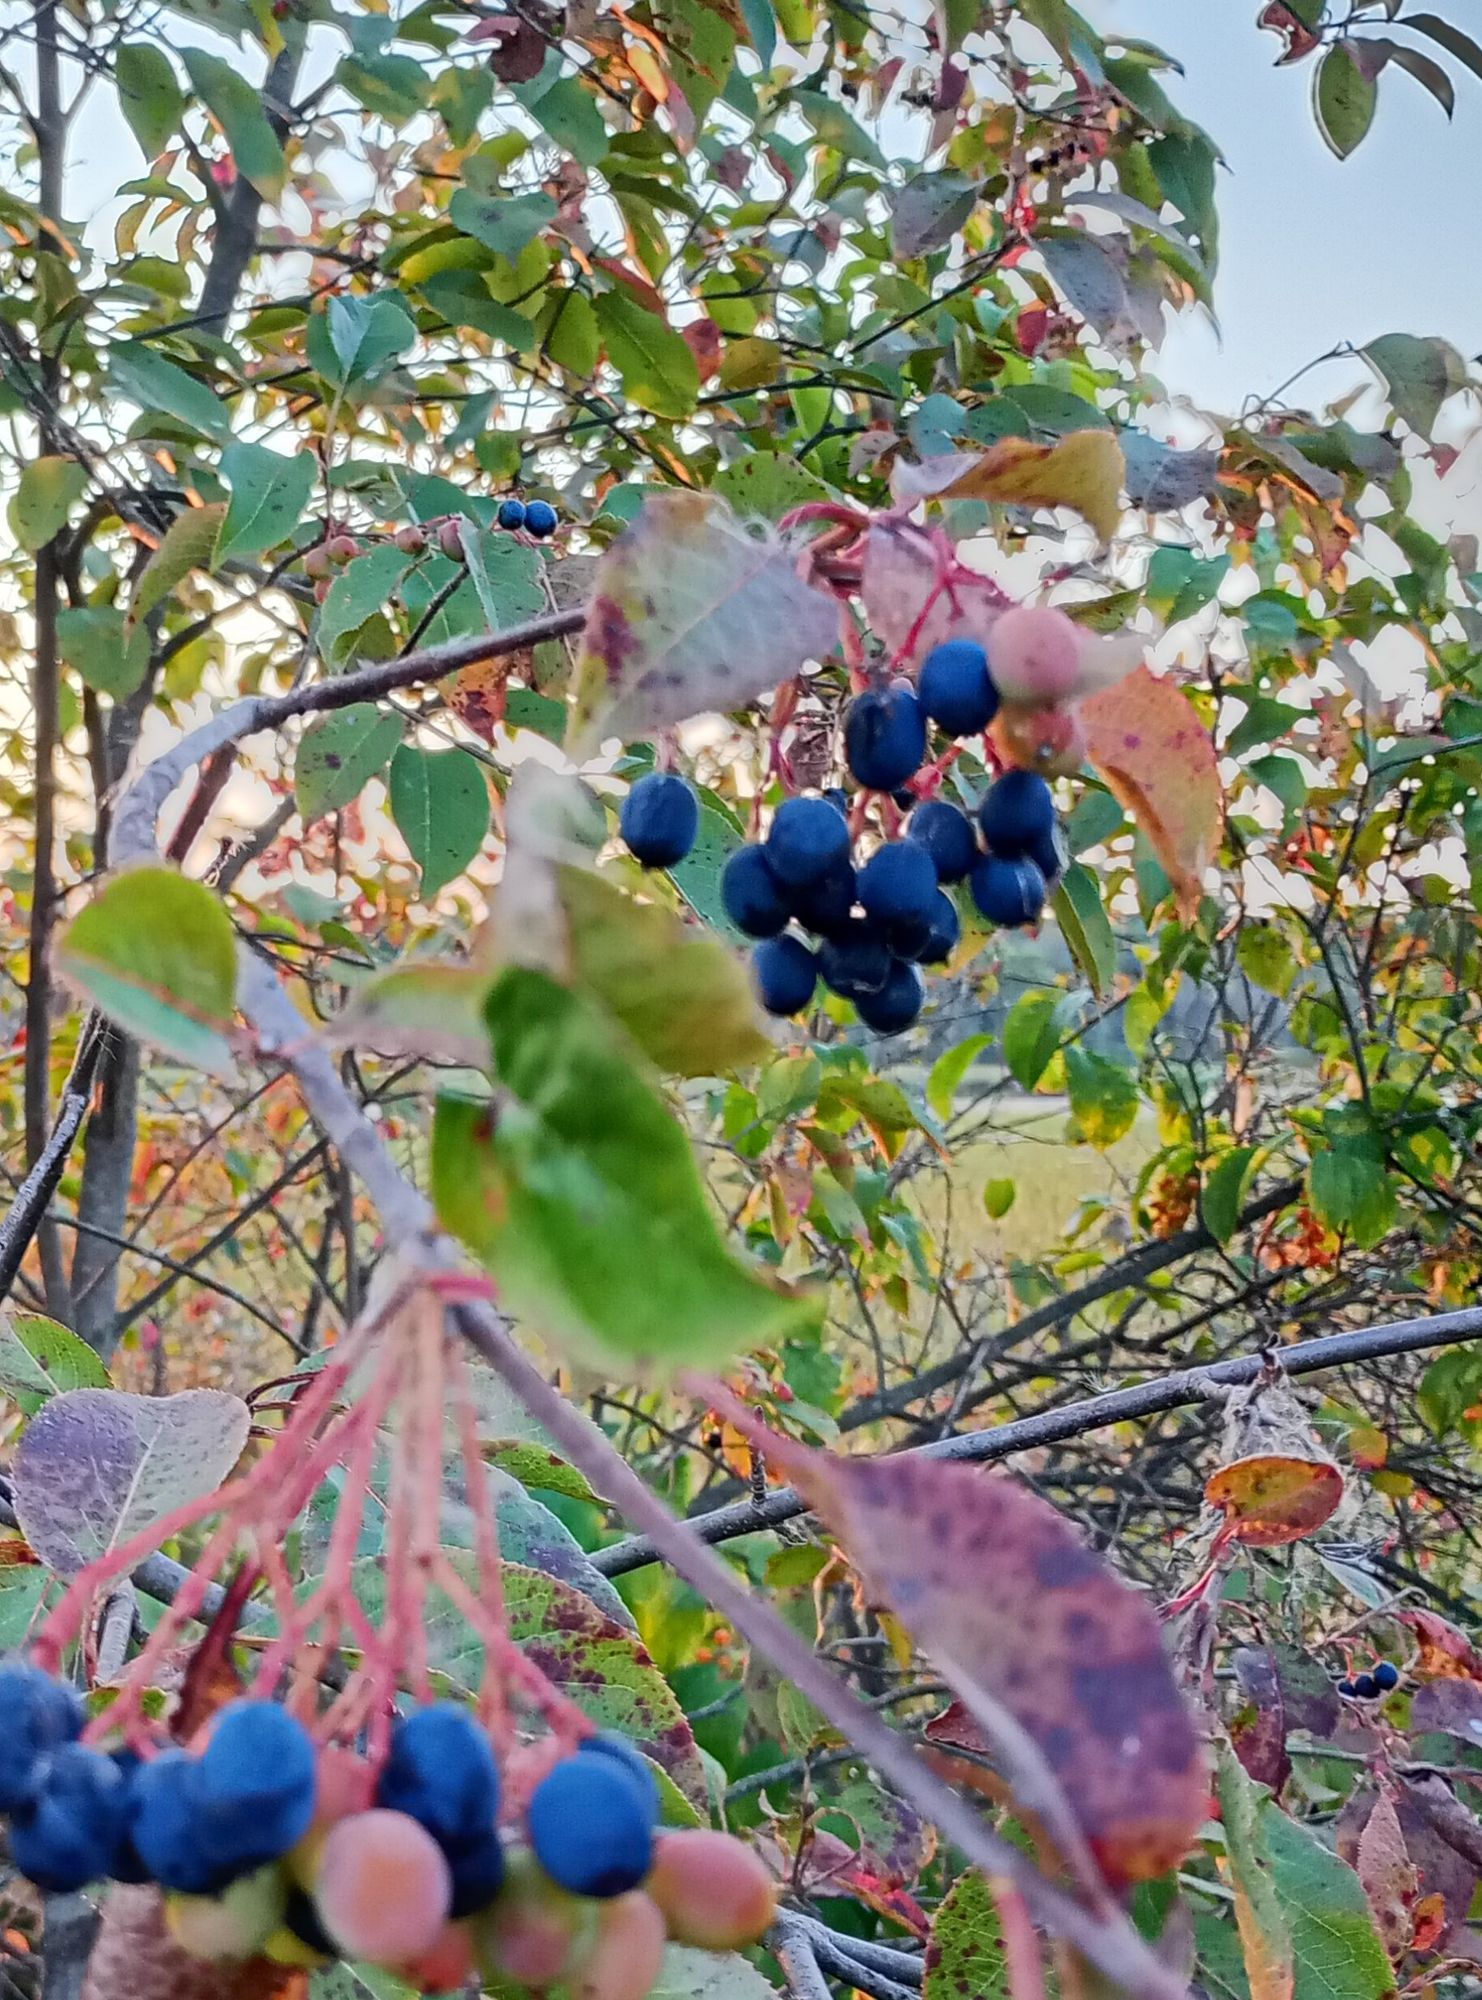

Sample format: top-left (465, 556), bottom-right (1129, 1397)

top-left (1401, 1609), bottom-right (1482, 1682)
top-left (82, 1885), bottom-right (302, 2000)
top-left (1206, 1455), bottom-right (1344, 1548)
top-left (1080, 664), bottom-right (1222, 914)
top-left (447, 651), bottom-right (516, 742)
top-left (1356, 1788), bottom-right (1419, 1960)
top-left (1231, 1646), bottom-right (1292, 1795)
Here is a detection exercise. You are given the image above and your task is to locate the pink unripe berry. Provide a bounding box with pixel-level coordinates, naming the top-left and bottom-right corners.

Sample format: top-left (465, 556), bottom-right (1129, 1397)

top-left (438, 517), bottom-right (467, 561)
top-left (313, 1810), bottom-right (451, 1966)
top-left (989, 604), bottom-right (1083, 704)
top-left (645, 1830), bottom-right (777, 1950)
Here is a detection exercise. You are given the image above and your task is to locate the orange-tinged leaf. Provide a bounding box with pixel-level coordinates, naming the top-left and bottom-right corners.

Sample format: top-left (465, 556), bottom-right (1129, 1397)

top-left (1355, 1788), bottom-right (1418, 1961)
top-left (894, 431), bottom-right (1126, 542)
top-left (1398, 1608), bottom-right (1482, 1682)
top-left (1079, 664), bottom-right (1222, 913)
top-left (710, 1401), bottom-right (1207, 1888)
top-left (1206, 1455), bottom-right (1344, 1548)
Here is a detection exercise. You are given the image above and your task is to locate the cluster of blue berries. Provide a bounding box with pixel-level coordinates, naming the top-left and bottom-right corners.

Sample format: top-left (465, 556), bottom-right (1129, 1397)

top-left (616, 637), bottom-right (1069, 1035)
top-left (496, 497), bottom-right (559, 538)
top-left (1337, 1661), bottom-right (1401, 1700)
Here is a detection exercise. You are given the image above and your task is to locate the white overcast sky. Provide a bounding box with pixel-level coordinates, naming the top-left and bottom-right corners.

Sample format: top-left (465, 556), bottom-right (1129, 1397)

top-left (1085, 2), bottom-right (1482, 414)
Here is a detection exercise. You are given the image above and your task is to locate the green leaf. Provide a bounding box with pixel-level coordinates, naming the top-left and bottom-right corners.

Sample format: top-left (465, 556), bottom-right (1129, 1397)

top-left (116, 42), bottom-right (186, 157)
top-left (57, 868), bottom-right (239, 1077)
top-left (1313, 42), bottom-right (1377, 159)
top-left (925, 1871), bottom-right (1007, 2000)
top-left (793, 88), bottom-right (886, 167)
top-left (455, 524), bottom-right (546, 634)
top-left (432, 968), bottom-right (822, 1378)
top-left (568, 492), bottom-right (838, 752)
top-left (388, 745), bottom-right (489, 898)
top-left (556, 865), bottom-right (769, 1078)
top-left (9, 457), bottom-right (88, 552)
top-left (109, 342), bottom-right (231, 442)
top-left (215, 443), bottom-right (316, 563)
top-left (484, 1439), bottom-right (598, 1506)
top-left (1202, 1146), bottom-right (1261, 1245)
top-left (536, 288), bottom-right (601, 377)
top-left (651, 1947), bottom-right (781, 2000)
top-left (1002, 989), bottom-right (1062, 1091)
top-left (55, 606), bottom-right (151, 700)
top-left (515, 74), bottom-right (610, 166)
top-left (130, 503), bottom-right (224, 625)
top-left (295, 705), bottom-right (403, 821)
top-left (1308, 1146), bottom-right (1397, 1250)
top-left (1362, 331), bottom-right (1464, 440)
top-left (1237, 922), bottom-right (1297, 998)
top-left (0, 1315), bottom-right (111, 1417)
top-left (595, 292), bottom-right (701, 420)
top-left (318, 546), bottom-right (413, 666)
top-left (448, 187), bottom-right (558, 261)
top-left (1064, 1046), bottom-right (1140, 1149)
top-left (711, 454), bottom-right (829, 521)
top-left (181, 48), bottom-right (286, 200)
top-left (337, 51), bottom-right (430, 123)
top-left (1053, 863), bottom-right (1117, 998)
top-left (1218, 1745), bottom-right (1392, 2000)
top-left (926, 1033), bottom-right (992, 1122)
top-left (325, 293), bottom-right (416, 386)
top-left (982, 1177), bottom-right (1016, 1221)
top-left (890, 169), bottom-right (978, 260)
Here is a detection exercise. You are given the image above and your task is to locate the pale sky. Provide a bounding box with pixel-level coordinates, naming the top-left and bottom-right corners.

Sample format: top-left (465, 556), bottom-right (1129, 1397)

top-left (1086, 2), bottom-right (1482, 414)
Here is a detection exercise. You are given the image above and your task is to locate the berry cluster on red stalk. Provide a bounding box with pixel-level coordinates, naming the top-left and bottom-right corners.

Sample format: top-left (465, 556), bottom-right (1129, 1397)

top-left (5, 1274), bottom-right (773, 1996)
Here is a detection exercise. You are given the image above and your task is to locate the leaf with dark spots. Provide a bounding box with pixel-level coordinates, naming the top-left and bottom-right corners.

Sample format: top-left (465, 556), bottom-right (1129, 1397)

top-left (711, 1401), bottom-right (1207, 1888)
top-left (1398, 1608), bottom-right (1482, 1682)
top-left (1231, 1647), bottom-right (1292, 1795)
top-left (1410, 1677), bottom-right (1482, 1742)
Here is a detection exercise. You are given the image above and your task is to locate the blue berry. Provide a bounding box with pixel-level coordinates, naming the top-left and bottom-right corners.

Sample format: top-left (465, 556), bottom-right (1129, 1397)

top-left (10, 1744), bottom-right (129, 1893)
top-left (969, 853), bottom-right (1046, 928)
top-left (908, 800), bottom-right (977, 884)
top-left (1026, 818), bottom-right (1069, 886)
top-left (844, 686), bottom-right (926, 792)
top-left (900, 889), bottom-right (960, 967)
top-left (446, 1826), bottom-right (507, 1918)
top-left (526, 1754), bottom-right (656, 1899)
top-left (0, 1663), bottom-right (84, 1813)
top-left (818, 920), bottom-right (891, 999)
top-left (857, 841), bottom-right (938, 929)
top-left (1352, 1672), bottom-right (1379, 1700)
top-left (524, 499), bottom-right (559, 539)
top-left (579, 1736), bottom-right (662, 1815)
top-left (721, 845), bottom-right (790, 937)
top-left (855, 960), bottom-right (925, 1034)
top-left (918, 639), bottom-right (1000, 738)
top-left (105, 1751), bottom-right (153, 1884)
top-left (497, 498), bottom-right (527, 531)
top-left (765, 796), bottom-right (849, 890)
top-left (195, 1700), bottom-right (318, 1877)
top-left (791, 860), bottom-right (856, 937)
top-left (1336, 1678), bottom-right (1356, 1697)
top-left (620, 773), bottom-right (699, 870)
top-left (1372, 1661), bottom-right (1400, 1692)
top-left (753, 935), bottom-right (817, 1017)
top-left (378, 1703), bottom-right (500, 1853)
top-left (823, 787), bottom-right (850, 816)
top-left (129, 1750), bottom-right (229, 1894)
top-left (978, 770), bottom-right (1056, 857)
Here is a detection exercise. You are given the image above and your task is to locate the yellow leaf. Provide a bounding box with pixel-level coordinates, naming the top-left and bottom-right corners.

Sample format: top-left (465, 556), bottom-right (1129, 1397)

top-left (941, 431), bottom-right (1126, 542)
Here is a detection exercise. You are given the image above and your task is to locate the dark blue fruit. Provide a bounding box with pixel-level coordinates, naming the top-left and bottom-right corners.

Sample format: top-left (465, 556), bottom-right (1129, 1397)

top-left (524, 500), bottom-right (559, 539)
top-left (578, 1736), bottom-right (662, 1815)
top-left (378, 1703), bottom-right (500, 1853)
top-left (10, 1744), bottom-right (130, 1893)
top-left (1372, 1662), bottom-right (1400, 1692)
top-left (908, 800), bottom-right (977, 884)
top-left (818, 920), bottom-right (891, 999)
top-left (857, 841), bottom-right (938, 929)
top-left (1336, 1678), bottom-right (1357, 1698)
top-left (129, 1751), bottom-right (228, 1894)
top-left (1027, 818), bottom-right (1069, 886)
top-left (978, 770), bottom-right (1056, 857)
top-left (620, 772), bottom-right (699, 869)
top-left (791, 860), bottom-right (856, 937)
top-left (844, 686), bottom-right (926, 792)
top-left (970, 853), bottom-right (1047, 928)
top-left (855, 960), bottom-right (925, 1034)
top-left (526, 1754), bottom-right (656, 1899)
top-left (497, 498), bottom-right (527, 531)
top-left (753, 935), bottom-right (817, 1017)
top-left (106, 1751), bottom-right (153, 1884)
top-left (195, 1700), bottom-right (318, 1877)
top-left (766, 796), bottom-right (850, 889)
top-left (0, 1663), bottom-right (84, 1812)
top-left (721, 845), bottom-right (790, 937)
top-left (900, 890), bottom-right (960, 967)
top-left (446, 1826), bottom-right (507, 1918)
top-left (918, 639), bottom-right (1000, 737)
top-left (1352, 1673), bottom-right (1379, 1700)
